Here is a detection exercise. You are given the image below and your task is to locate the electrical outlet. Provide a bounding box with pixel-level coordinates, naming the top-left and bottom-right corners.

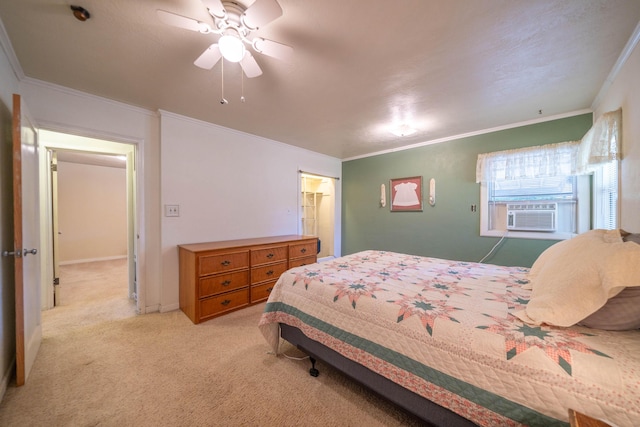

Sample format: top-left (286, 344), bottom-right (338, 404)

top-left (165, 204), bottom-right (180, 217)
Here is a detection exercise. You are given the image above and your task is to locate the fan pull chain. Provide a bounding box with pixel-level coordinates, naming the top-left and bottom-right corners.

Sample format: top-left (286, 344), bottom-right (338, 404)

top-left (241, 71), bottom-right (246, 103)
top-left (220, 58), bottom-right (228, 105)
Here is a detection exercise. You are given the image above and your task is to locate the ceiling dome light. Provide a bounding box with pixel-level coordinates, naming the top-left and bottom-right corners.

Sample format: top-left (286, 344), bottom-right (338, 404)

top-left (391, 124), bottom-right (417, 137)
top-left (218, 34), bottom-right (246, 63)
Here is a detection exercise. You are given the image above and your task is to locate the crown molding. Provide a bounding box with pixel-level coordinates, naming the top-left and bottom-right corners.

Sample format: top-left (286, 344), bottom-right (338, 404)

top-left (343, 109), bottom-right (593, 161)
top-left (21, 76), bottom-right (157, 118)
top-left (591, 20), bottom-right (640, 111)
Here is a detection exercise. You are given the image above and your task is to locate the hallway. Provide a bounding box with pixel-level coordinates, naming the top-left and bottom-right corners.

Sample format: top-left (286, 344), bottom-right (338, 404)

top-left (43, 258), bottom-right (136, 337)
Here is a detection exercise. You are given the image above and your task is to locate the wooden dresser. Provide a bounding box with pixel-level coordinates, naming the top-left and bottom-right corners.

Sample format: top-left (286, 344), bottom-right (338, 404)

top-left (178, 235), bottom-right (318, 324)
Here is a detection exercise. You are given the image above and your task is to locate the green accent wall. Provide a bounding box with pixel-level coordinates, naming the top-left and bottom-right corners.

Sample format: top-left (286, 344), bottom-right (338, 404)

top-left (341, 114), bottom-right (593, 267)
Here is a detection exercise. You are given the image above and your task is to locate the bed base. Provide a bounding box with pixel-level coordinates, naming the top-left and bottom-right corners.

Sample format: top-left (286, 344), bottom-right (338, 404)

top-left (280, 323), bottom-right (477, 427)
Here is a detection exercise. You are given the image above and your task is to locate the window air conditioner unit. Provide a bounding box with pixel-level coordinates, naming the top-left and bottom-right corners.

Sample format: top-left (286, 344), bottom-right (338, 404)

top-left (506, 203), bottom-right (557, 232)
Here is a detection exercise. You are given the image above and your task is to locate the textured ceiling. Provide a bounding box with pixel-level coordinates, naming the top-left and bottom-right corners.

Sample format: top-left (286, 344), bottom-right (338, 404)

top-left (1, 0), bottom-right (639, 159)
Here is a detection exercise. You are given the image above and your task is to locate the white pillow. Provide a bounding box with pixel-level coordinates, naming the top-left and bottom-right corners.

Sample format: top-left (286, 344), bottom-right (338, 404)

top-left (514, 229), bottom-right (640, 327)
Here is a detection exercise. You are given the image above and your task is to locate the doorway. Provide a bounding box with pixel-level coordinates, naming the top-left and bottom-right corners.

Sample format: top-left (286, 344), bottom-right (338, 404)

top-left (300, 172), bottom-right (336, 260)
top-left (39, 130), bottom-right (138, 313)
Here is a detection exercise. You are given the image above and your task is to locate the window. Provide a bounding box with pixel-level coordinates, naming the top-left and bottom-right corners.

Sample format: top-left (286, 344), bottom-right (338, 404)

top-left (480, 175), bottom-right (590, 240)
top-left (592, 160), bottom-right (619, 230)
top-left (477, 109), bottom-right (621, 240)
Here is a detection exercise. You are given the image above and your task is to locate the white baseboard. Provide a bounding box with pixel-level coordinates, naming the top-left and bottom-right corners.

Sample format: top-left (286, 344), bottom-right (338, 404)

top-left (159, 303), bottom-right (179, 313)
top-left (143, 304), bottom-right (160, 314)
top-left (59, 255), bottom-right (127, 265)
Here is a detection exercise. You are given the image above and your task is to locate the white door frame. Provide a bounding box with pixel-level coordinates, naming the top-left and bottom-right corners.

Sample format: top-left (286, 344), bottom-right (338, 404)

top-left (37, 128), bottom-right (145, 314)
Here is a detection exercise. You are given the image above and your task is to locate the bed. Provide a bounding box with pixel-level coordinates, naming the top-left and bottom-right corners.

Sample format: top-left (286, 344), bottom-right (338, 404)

top-left (258, 229), bottom-right (640, 426)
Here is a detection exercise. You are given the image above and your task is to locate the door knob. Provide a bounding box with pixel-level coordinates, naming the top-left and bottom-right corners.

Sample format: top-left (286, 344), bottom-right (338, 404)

top-left (23, 249), bottom-right (38, 256)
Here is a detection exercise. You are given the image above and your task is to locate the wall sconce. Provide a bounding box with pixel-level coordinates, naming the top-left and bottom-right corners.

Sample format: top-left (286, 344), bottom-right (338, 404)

top-left (429, 178), bottom-right (435, 206)
top-left (380, 184), bottom-right (386, 207)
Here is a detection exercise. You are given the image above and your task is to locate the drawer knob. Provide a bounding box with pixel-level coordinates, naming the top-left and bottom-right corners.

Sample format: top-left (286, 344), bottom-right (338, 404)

top-left (266, 270), bottom-right (274, 276)
top-left (267, 287), bottom-right (273, 293)
top-left (221, 280), bottom-right (231, 286)
top-left (267, 253), bottom-right (274, 258)
top-left (301, 248), bottom-right (307, 253)
top-left (221, 260), bottom-right (231, 266)
top-left (221, 299), bottom-right (231, 306)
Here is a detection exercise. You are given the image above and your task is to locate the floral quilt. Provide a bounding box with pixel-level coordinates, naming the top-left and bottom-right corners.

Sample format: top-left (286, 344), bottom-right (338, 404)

top-left (259, 251), bottom-right (640, 427)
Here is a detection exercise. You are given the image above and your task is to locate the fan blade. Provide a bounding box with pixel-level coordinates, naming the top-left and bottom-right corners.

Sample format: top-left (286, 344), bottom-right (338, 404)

top-left (252, 38), bottom-right (293, 62)
top-left (157, 9), bottom-right (211, 33)
top-left (242, 0), bottom-right (282, 30)
top-left (201, 0), bottom-right (226, 19)
top-left (194, 44), bottom-right (222, 70)
top-left (240, 53), bottom-right (263, 78)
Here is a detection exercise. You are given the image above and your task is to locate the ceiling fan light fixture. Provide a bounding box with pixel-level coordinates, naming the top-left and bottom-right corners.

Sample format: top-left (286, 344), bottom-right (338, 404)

top-left (157, 0), bottom-right (293, 80)
top-left (218, 34), bottom-right (246, 62)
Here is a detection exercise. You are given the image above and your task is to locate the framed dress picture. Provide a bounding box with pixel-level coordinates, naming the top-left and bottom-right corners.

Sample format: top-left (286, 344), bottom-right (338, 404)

top-left (390, 176), bottom-right (423, 211)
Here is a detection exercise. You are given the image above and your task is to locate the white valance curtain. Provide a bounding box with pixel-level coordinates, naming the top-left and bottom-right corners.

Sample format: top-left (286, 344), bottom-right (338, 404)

top-left (576, 108), bottom-right (621, 174)
top-left (476, 109), bottom-right (621, 183)
top-left (475, 140), bottom-right (580, 183)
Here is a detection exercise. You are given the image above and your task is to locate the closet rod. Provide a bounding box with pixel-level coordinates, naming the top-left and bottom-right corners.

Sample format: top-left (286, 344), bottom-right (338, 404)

top-left (298, 170), bottom-right (340, 181)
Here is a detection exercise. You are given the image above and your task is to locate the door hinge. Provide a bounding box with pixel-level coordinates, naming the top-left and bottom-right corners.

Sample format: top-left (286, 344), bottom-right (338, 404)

top-left (53, 277), bottom-right (60, 286)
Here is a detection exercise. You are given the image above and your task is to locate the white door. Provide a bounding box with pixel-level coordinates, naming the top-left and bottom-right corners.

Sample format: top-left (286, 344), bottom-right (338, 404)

top-left (11, 94), bottom-right (42, 385)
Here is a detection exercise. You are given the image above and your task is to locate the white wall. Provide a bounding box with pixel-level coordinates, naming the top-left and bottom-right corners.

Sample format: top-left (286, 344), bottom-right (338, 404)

top-left (57, 161), bottom-right (127, 263)
top-left (592, 25), bottom-right (640, 233)
top-left (159, 111), bottom-right (342, 311)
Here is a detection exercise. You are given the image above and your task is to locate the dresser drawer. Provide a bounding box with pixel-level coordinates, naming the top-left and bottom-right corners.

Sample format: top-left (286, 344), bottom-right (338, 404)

top-left (290, 241), bottom-right (317, 259)
top-left (199, 288), bottom-right (249, 319)
top-left (289, 255), bottom-right (317, 268)
top-left (199, 251), bottom-right (249, 276)
top-left (251, 281), bottom-right (277, 303)
top-left (251, 262), bottom-right (288, 284)
top-left (251, 245), bottom-right (287, 266)
top-left (199, 270), bottom-right (249, 298)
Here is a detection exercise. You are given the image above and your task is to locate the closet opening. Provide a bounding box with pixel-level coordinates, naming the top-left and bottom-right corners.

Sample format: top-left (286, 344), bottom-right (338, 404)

top-left (300, 172), bottom-right (336, 261)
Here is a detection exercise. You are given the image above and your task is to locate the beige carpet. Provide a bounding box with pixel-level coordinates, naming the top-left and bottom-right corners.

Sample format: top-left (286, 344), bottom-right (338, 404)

top-left (0, 259), bottom-right (424, 426)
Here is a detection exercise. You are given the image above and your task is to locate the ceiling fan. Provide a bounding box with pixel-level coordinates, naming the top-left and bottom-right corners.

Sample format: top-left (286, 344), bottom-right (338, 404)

top-left (157, 0), bottom-right (293, 78)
